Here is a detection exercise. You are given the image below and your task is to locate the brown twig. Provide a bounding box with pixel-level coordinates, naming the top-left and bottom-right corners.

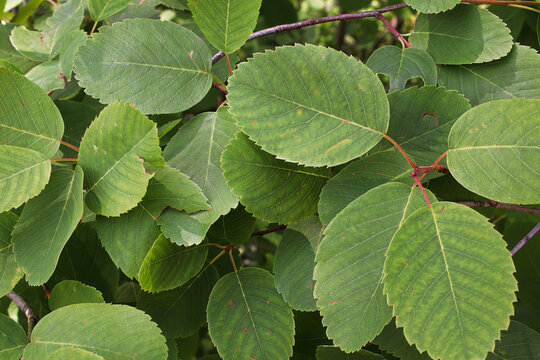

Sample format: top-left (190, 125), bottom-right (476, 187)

top-left (457, 200), bottom-right (540, 214)
top-left (211, 3), bottom-right (409, 64)
top-left (252, 224), bottom-right (287, 237)
top-left (6, 291), bottom-right (38, 341)
top-left (511, 222), bottom-right (540, 255)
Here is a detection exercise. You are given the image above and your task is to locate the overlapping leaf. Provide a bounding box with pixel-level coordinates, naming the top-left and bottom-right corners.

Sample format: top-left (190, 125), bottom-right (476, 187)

top-left (0, 23), bottom-right (37, 73)
top-left (12, 167), bottom-right (84, 285)
top-left (0, 68), bottom-right (63, 157)
top-left (405, 0), bottom-right (459, 13)
top-left (366, 46), bottom-right (437, 91)
top-left (207, 268), bottom-right (294, 360)
top-left (24, 303), bottom-right (168, 359)
top-left (384, 202), bottom-right (517, 360)
top-left (410, 5), bottom-right (513, 64)
top-left (25, 60), bottom-right (64, 93)
top-left (207, 205), bottom-right (256, 245)
top-left (89, 0), bottom-right (131, 21)
top-left (227, 44), bottom-right (389, 166)
top-left (314, 183), bottom-right (431, 351)
top-left (0, 314), bottom-right (26, 360)
top-left (48, 280), bottom-right (104, 310)
top-left (137, 265), bottom-right (219, 338)
top-left (138, 235), bottom-right (207, 292)
top-left (447, 98), bottom-right (540, 204)
top-left (487, 320), bottom-right (540, 359)
top-left (373, 319), bottom-right (431, 360)
top-left (188, 0), bottom-right (262, 54)
top-left (78, 101), bottom-right (164, 217)
top-left (59, 30), bottom-right (88, 79)
top-left (222, 133), bottom-right (330, 223)
top-left (0, 212), bottom-right (22, 296)
top-left (75, 19), bottom-right (213, 114)
top-left (439, 44), bottom-right (540, 106)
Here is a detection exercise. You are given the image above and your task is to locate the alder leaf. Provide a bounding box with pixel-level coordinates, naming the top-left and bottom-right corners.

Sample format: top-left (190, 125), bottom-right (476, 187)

top-left (410, 5), bottom-right (513, 64)
top-left (138, 235), bottom-right (207, 292)
top-left (222, 133), bottom-right (330, 223)
top-left (447, 98), bottom-right (540, 204)
top-left (0, 313), bottom-right (26, 360)
top-left (366, 46), bottom-right (437, 91)
top-left (227, 44), bottom-right (389, 166)
top-left (188, 0), bottom-right (262, 54)
top-left (12, 166), bottom-right (84, 286)
top-left (0, 145), bottom-right (51, 214)
top-left (439, 44), bottom-right (540, 106)
top-left (316, 346), bottom-right (385, 360)
top-left (207, 268), bottom-right (294, 360)
top-left (487, 320), bottom-right (540, 359)
top-left (405, 0), bottom-right (459, 13)
top-left (74, 19), bottom-right (213, 114)
top-left (25, 60), bottom-right (64, 93)
top-left (46, 348), bottom-right (104, 360)
top-left (207, 205), bottom-right (256, 245)
top-left (0, 68), bottom-right (64, 157)
top-left (78, 101), bottom-right (164, 217)
top-left (0, 23), bottom-right (38, 73)
top-left (0, 212), bottom-right (22, 296)
top-left (318, 151), bottom-right (412, 226)
top-left (24, 303), bottom-right (168, 359)
top-left (384, 202), bottom-right (517, 360)
top-left (48, 280), bottom-right (105, 310)
top-left (89, 0), bottom-right (131, 21)
top-left (314, 183), bottom-right (432, 352)
top-left (373, 319), bottom-right (431, 360)
top-left (59, 29), bottom-right (88, 79)
top-left (137, 265), bottom-right (219, 338)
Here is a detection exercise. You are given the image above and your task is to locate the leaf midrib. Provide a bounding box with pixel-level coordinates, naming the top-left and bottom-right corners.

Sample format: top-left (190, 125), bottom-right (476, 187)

top-left (96, 61), bottom-right (210, 75)
top-left (226, 159), bottom-right (330, 178)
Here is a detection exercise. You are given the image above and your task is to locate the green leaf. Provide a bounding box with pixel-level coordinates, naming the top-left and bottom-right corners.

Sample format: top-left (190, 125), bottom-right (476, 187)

top-left (9, 26), bottom-right (53, 62)
top-left (207, 205), bottom-right (256, 245)
top-left (138, 235), bottom-right (208, 292)
top-left (0, 145), bottom-right (51, 214)
top-left (374, 86), bottom-right (471, 165)
top-left (447, 98), bottom-right (540, 204)
top-left (74, 19), bottom-right (212, 114)
top-left (0, 212), bottom-right (22, 297)
top-left (12, 166), bottom-right (84, 285)
top-left (0, 68), bottom-right (64, 157)
top-left (207, 268), bottom-right (294, 360)
top-left (383, 202), bottom-right (517, 360)
top-left (25, 60), bottom-right (64, 93)
top-left (78, 101), bottom-right (164, 217)
top-left (410, 4), bottom-right (513, 65)
top-left (48, 280), bottom-right (105, 310)
top-left (137, 265), bottom-right (219, 338)
top-left (373, 319), bottom-right (431, 360)
top-left (318, 151), bottom-right (412, 226)
top-left (439, 44), bottom-right (540, 107)
top-left (0, 24), bottom-right (38, 73)
top-left (0, 313), bottom-right (26, 360)
top-left (487, 320), bottom-right (540, 359)
top-left (89, 0), bottom-right (131, 21)
top-left (366, 46), bottom-right (437, 91)
top-left (59, 30), bottom-right (88, 79)
top-left (405, 0), bottom-right (459, 13)
top-left (227, 44), bottom-right (389, 166)
top-left (24, 303), bottom-right (168, 359)
top-left (57, 100), bottom-right (100, 159)
top-left (187, 0), bottom-right (262, 54)
top-left (157, 210), bottom-right (218, 247)
top-left (314, 183), bottom-right (431, 352)
top-left (222, 133), bottom-right (330, 223)
top-left (141, 164), bottom-right (209, 219)
top-left (316, 346), bottom-right (385, 360)
top-left (274, 227), bottom-right (317, 311)
top-left (46, 348), bottom-right (104, 360)
top-left (96, 205), bottom-right (160, 278)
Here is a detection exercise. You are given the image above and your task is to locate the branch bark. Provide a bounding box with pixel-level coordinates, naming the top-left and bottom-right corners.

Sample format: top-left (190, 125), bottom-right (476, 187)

top-left (6, 290), bottom-right (39, 341)
top-left (457, 200), bottom-right (540, 214)
top-left (511, 222), bottom-right (540, 255)
top-left (252, 224), bottom-right (287, 237)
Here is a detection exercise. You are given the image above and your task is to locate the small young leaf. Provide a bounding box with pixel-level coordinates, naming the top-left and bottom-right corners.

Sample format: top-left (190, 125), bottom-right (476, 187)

top-left (366, 46), bottom-right (437, 91)
top-left (207, 268), bottom-right (294, 360)
top-left (12, 166), bottom-right (84, 285)
top-left (384, 202), bottom-right (517, 360)
top-left (227, 44), bottom-right (389, 166)
top-left (410, 5), bottom-right (513, 64)
top-left (405, 0), bottom-right (460, 14)
top-left (447, 98), bottom-right (540, 204)
top-left (188, 0), bottom-right (262, 54)
top-left (78, 101), bottom-right (164, 217)
top-left (222, 133), bottom-right (330, 223)
top-left (0, 313), bottom-right (26, 360)
top-left (89, 0), bottom-right (131, 21)
top-left (0, 212), bottom-right (22, 296)
top-left (24, 303), bottom-right (168, 359)
top-left (48, 280), bottom-right (105, 310)
top-left (75, 19), bottom-right (213, 114)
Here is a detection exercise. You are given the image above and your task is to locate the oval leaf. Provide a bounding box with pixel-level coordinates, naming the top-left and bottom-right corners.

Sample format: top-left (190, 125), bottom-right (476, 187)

top-left (75, 19), bottom-right (212, 114)
top-left (24, 303), bottom-right (168, 359)
top-left (207, 268), bottom-right (294, 360)
top-left (12, 166), bottom-right (84, 285)
top-left (188, 0), bottom-right (262, 54)
top-left (78, 101), bottom-right (164, 216)
top-left (447, 98), bottom-right (540, 204)
top-left (384, 202), bottom-right (517, 360)
top-left (48, 280), bottom-right (104, 310)
top-left (410, 5), bottom-right (513, 65)
top-left (227, 44), bottom-right (389, 166)
top-left (89, 0), bottom-right (131, 21)
top-left (222, 133), bottom-right (330, 223)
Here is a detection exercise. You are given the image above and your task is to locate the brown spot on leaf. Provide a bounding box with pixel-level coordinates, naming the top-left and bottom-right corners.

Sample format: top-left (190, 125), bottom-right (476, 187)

top-left (243, 327), bottom-right (248, 333)
top-left (330, 301), bottom-right (338, 305)
top-left (229, 300), bottom-right (235, 308)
